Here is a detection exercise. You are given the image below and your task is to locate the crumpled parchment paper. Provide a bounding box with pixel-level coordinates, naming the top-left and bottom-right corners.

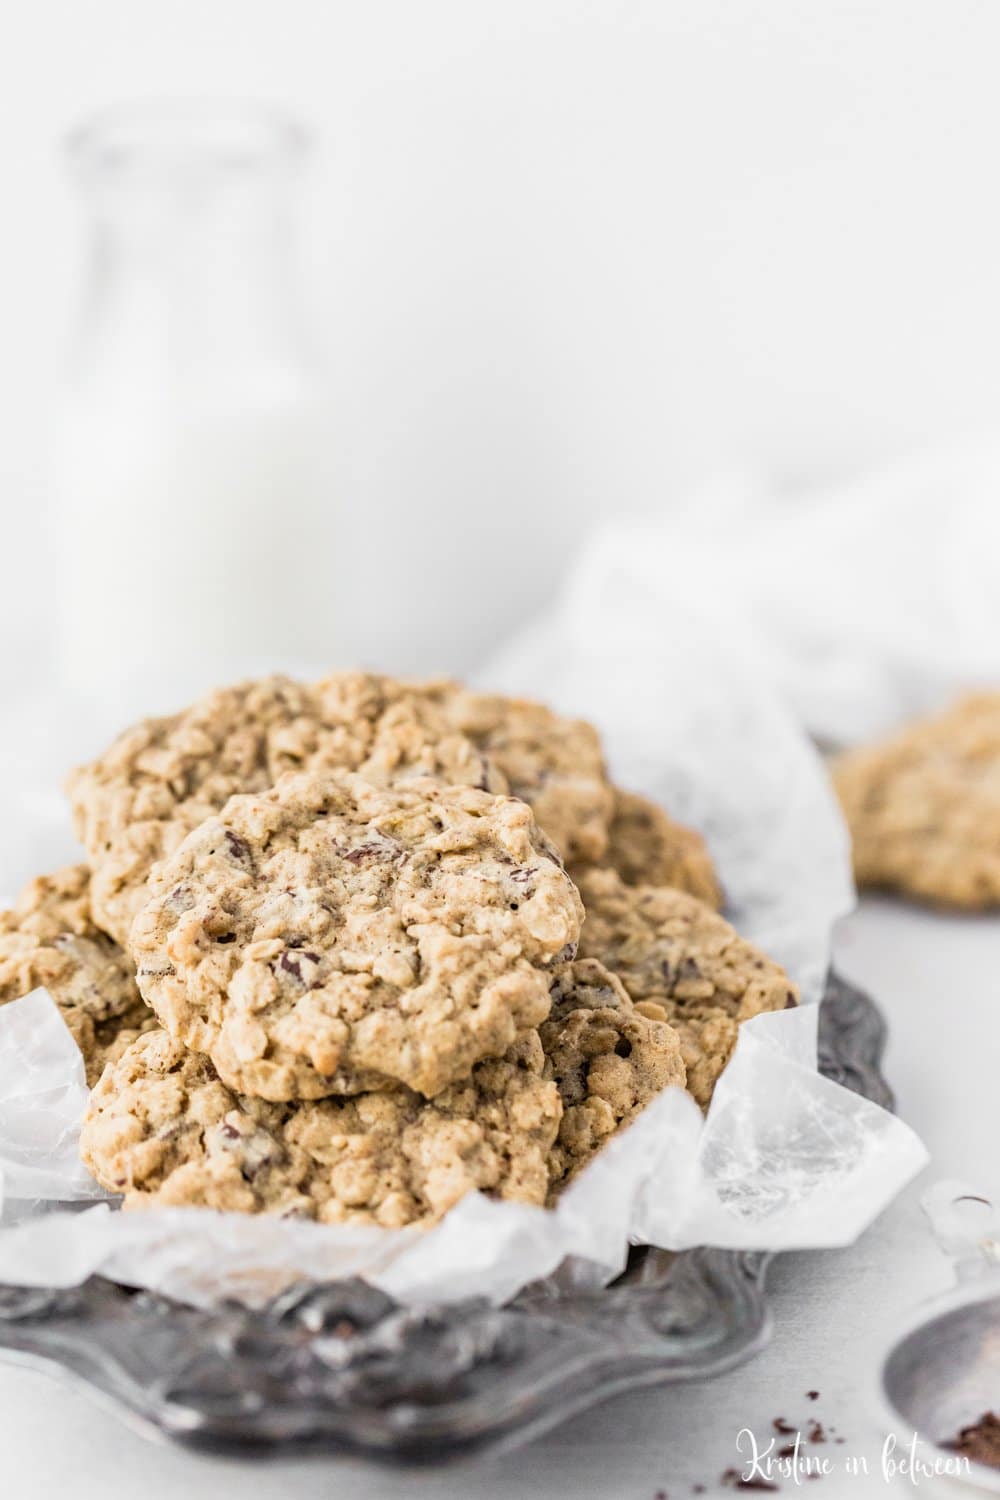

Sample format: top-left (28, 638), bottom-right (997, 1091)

top-left (0, 606), bottom-right (928, 1308)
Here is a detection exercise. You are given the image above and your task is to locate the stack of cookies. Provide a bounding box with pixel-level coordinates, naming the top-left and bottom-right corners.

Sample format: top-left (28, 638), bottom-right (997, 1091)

top-left (0, 673), bottom-right (797, 1228)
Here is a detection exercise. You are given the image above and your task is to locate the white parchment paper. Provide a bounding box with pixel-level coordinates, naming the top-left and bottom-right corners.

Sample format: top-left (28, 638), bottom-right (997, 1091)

top-left (0, 613), bottom-right (928, 1308)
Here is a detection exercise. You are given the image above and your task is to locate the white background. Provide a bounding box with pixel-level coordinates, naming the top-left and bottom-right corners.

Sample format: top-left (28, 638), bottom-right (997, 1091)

top-left (5, 0), bottom-right (1000, 686)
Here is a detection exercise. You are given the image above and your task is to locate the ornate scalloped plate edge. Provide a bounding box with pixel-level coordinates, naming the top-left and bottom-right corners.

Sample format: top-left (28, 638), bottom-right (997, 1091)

top-left (0, 969), bottom-right (891, 1463)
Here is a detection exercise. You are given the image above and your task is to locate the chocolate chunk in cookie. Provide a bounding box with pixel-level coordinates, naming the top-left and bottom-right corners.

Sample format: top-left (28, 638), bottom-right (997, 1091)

top-left (131, 771), bottom-right (583, 1101)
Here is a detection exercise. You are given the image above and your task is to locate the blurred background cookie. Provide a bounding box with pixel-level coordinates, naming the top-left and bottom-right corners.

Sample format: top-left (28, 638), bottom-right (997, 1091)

top-left (833, 692), bottom-right (1000, 909)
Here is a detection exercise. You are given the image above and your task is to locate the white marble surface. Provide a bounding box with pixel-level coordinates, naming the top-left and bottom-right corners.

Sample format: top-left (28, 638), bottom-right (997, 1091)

top-left (1, 896), bottom-right (995, 1499)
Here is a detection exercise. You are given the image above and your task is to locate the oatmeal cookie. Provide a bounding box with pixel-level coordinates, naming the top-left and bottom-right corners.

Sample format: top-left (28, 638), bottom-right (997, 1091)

top-left (540, 959), bottom-right (685, 1190)
top-left (572, 788), bottom-right (722, 907)
top-left (67, 674), bottom-right (505, 947)
top-left (575, 870), bottom-right (796, 1107)
top-left (0, 864), bottom-right (156, 1085)
top-left (81, 1028), bottom-right (562, 1226)
top-left (65, 1003), bottom-right (160, 1088)
top-left (131, 771), bottom-right (583, 1101)
top-left (434, 688), bottom-right (614, 864)
top-left (833, 693), bottom-right (1000, 909)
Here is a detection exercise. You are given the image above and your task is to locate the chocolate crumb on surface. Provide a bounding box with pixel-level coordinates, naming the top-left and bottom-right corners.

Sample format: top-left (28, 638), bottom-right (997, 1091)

top-left (807, 1421), bottom-right (826, 1444)
top-left (773, 1417), bottom-right (795, 1434)
top-left (806, 1390), bottom-right (819, 1401)
top-left (720, 1469), bottom-right (779, 1492)
top-left (942, 1410), bottom-right (1000, 1469)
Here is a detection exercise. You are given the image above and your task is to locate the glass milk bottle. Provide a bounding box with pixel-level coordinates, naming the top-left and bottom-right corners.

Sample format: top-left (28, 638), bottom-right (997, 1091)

top-left (54, 104), bottom-right (336, 714)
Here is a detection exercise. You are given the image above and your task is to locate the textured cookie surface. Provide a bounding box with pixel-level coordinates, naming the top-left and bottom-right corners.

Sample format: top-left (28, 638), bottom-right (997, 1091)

top-left (67, 674), bottom-right (505, 946)
top-left (572, 788), bottom-right (722, 908)
top-left (131, 770), bottom-right (583, 1100)
top-left (575, 870), bottom-right (796, 1108)
top-left (66, 1005), bottom-right (160, 1088)
top-left (833, 693), bottom-right (1000, 909)
top-left (436, 689), bottom-right (614, 864)
top-left (0, 865), bottom-right (156, 1085)
top-left (540, 959), bottom-right (685, 1190)
top-left (80, 1029), bottom-right (562, 1226)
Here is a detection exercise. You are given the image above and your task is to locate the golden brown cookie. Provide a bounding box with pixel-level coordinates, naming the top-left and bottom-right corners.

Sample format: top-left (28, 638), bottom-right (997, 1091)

top-left (437, 688), bottom-right (614, 864)
top-left (0, 864), bottom-right (156, 1085)
top-left (62, 1004), bottom-right (160, 1088)
top-left (80, 1028), bottom-right (562, 1227)
top-left (571, 788), bottom-right (722, 908)
top-left (575, 869), bottom-right (796, 1108)
top-left (131, 770), bottom-right (583, 1101)
top-left (66, 673), bottom-right (505, 947)
top-left (833, 692), bottom-right (1000, 909)
top-left (540, 959), bottom-right (685, 1190)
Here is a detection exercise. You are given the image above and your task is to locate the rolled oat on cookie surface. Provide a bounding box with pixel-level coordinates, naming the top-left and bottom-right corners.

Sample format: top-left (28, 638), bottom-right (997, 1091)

top-left (575, 869), bottom-right (796, 1108)
top-left (130, 770), bottom-right (583, 1101)
top-left (833, 691), bottom-right (1000, 909)
top-left (81, 1028), bottom-right (562, 1228)
top-left (0, 863), bottom-right (156, 1085)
